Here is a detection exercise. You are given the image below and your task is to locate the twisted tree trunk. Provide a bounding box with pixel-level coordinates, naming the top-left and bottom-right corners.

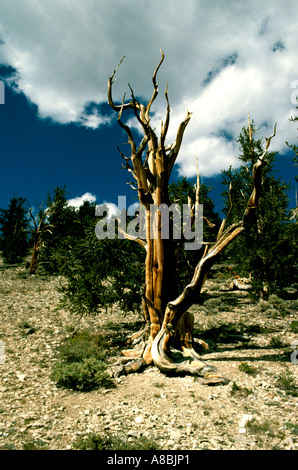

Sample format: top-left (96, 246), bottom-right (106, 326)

top-left (109, 51), bottom-right (276, 385)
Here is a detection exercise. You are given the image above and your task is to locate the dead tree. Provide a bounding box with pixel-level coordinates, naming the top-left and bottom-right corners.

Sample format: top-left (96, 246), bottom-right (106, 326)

top-left (29, 206), bottom-right (53, 274)
top-left (108, 51), bottom-right (276, 385)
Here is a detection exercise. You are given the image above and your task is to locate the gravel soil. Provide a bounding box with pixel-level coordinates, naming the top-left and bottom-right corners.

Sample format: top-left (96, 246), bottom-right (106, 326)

top-left (0, 263), bottom-right (297, 451)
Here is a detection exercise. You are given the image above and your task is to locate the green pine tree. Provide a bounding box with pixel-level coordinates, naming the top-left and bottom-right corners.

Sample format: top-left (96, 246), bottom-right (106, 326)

top-left (0, 197), bottom-right (29, 264)
top-left (59, 211), bottom-right (145, 316)
top-left (286, 102), bottom-right (298, 221)
top-left (38, 186), bottom-right (84, 273)
top-left (222, 119), bottom-right (297, 297)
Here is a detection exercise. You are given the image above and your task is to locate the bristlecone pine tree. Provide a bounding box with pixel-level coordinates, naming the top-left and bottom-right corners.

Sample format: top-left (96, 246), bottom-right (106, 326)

top-left (221, 118), bottom-right (296, 297)
top-left (287, 102), bottom-right (298, 221)
top-left (108, 51), bottom-right (277, 385)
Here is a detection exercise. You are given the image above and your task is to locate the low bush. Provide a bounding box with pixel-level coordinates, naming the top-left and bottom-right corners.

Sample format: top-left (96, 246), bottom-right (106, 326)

top-left (260, 295), bottom-right (298, 318)
top-left (276, 370), bottom-right (298, 397)
top-left (56, 331), bottom-right (108, 363)
top-left (50, 357), bottom-right (113, 392)
top-left (268, 335), bottom-right (284, 348)
top-left (72, 432), bottom-right (159, 450)
top-left (238, 362), bottom-right (257, 376)
top-left (50, 331), bottom-right (114, 392)
top-left (290, 321), bottom-right (298, 333)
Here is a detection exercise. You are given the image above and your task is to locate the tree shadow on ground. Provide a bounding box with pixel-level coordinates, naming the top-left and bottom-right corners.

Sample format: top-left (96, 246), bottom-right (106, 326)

top-left (203, 350), bottom-right (292, 364)
top-left (194, 322), bottom-right (292, 364)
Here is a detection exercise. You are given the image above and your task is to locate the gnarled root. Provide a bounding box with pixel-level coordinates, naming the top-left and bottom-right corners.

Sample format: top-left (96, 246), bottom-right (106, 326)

top-left (120, 323), bottom-right (150, 359)
top-left (114, 324), bottom-right (151, 377)
top-left (114, 357), bottom-right (148, 377)
top-left (114, 314), bottom-right (230, 385)
top-left (151, 322), bottom-right (230, 386)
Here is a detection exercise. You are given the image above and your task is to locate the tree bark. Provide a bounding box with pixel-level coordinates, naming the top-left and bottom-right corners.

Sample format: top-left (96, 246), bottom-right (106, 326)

top-left (109, 52), bottom-right (276, 385)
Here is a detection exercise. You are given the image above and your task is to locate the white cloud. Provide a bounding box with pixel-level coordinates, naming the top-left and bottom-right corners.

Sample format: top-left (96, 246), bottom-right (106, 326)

top-left (95, 202), bottom-right (118, 219)
top-left (0, 0), bottom-right (297, 176)
top-left (67, 192), bottom-right (96, 209)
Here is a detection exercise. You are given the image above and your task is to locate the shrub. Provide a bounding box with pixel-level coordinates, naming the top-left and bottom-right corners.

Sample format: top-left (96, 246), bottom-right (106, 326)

top-left (230, 381), bottom-right (253, 397)
top-left (50, 357), bottom-right (113, 392)
top-left (268, 335), bottom-right (284, 348)
top-left (0, 197), bottom-right (29, 264)
top-left (276, 370), bottom-right (298, 397)
top-left (260, 296), bottom-right (298, 317)
top-left (56, 331), bottom-right (108, 363)
top-left (50, 330), bottom-right (114, 391)
top-left (238, 362), bottom-right (257, 376)
top-left (290, 321), bottom-right (298, 333)
top-left (72, 432), bottom-right (159, 450)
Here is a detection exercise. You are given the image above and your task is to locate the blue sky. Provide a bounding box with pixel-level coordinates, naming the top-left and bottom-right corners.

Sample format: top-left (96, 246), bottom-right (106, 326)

top-left (0, 0), bottom-right (297, 218)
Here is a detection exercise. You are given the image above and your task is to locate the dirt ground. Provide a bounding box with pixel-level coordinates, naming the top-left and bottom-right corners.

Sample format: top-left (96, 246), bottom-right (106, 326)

top-left (0, 262), bottom-right (297, 451)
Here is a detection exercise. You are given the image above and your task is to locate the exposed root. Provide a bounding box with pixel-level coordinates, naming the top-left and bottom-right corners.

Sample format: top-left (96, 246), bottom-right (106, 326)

top-left (226, 265), bottom-right (252, 291)
top-left (126, 323), bottom-right (150, 347)
top-left (151, 326), bottom-right (230, 386)
top-left (114, 358), bottom-right (147, 377)
top-left (121, 343), bottom-right (146, 359)
top-left (121, 323), bottom-right (150, 359)
top-left (113, 315), bottom-right (229, 385)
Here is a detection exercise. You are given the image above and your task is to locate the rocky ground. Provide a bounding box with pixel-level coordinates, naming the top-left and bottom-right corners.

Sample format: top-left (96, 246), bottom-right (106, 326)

top-left (0, 262), bottom-right (297, 451)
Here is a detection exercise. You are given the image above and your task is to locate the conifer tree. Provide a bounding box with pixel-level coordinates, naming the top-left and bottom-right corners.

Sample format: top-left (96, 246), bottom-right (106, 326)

top-left (0, 197), bottom-right (29, 264)
top-left (286, 103), bottom-right (298, 222)
top-left (106, 52), bottom-right (277, 383)
top-left (222, 117), bottom-right (297, 296)
top-left (38, 187), bottom-right (82, 273)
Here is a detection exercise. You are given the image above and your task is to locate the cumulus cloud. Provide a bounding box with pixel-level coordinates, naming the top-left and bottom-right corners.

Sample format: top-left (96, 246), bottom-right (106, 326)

top-left (67, 192), bottom-right (96, 209)
top-left (0, 0), bottom-right (297, 176)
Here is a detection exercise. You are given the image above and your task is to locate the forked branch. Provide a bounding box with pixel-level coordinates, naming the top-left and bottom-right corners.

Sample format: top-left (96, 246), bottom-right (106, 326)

top-left (108, 56), bottom-right (134, 112)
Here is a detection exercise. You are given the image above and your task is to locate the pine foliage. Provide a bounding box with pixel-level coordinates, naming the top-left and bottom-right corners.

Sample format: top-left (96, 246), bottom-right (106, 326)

top-left (221, 120), bottom-right (297, 296)
top-left (0, 197), bottom-right (29, 264)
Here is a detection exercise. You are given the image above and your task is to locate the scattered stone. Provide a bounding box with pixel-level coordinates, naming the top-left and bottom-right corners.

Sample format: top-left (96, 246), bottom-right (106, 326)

top-left (135, 415), bottom-right (144, 424)
top-left (90, 415), bottom-right (100, 425)
top-left (0, 264), bottom-right (296, 451)
top-left (170, 429), bottom-right (182, 441)
top-left (238, 414), bottom-right (254, 433)
top-left (127, 430), bottom-right (140, 438)
top-left (16, 372), bottom-right (27, 381)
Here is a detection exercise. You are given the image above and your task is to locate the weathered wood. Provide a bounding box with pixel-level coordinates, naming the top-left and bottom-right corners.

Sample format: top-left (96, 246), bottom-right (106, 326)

top-left (108, 52), bottom-right (276, 384)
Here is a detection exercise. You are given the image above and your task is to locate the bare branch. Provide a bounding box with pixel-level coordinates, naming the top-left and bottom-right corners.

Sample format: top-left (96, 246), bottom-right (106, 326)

top-left (204, 217), bottom-right (216, 228)
top-left (160, 82), bottom-right (170, 149)
top-left (128, 83), bottom-right (149, 136)
top-left (117, 94), bottom-right (137, 154)
top-left (136, 135), bottom-right (149, 160)
top-left (168, 110), bottom-right (192, 176)
top-left (118, 146), bottom-right (138, 180)
top-left (145, 49), bottom-right (165, 119)
top-left (108, 56), bottom-right (134, 112)
top-left (28, 208), bottom-right (38, 230)
top-left (217, 182), bottom-right (233, 239)
top-left (264, 122), bottom-right (277, 152)
top-left (116, 220), bottom-right (147, 251)
top-left (126, 181), bottom-right (138, 191)
top-left (243, 123), bottom-right (277, 225)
